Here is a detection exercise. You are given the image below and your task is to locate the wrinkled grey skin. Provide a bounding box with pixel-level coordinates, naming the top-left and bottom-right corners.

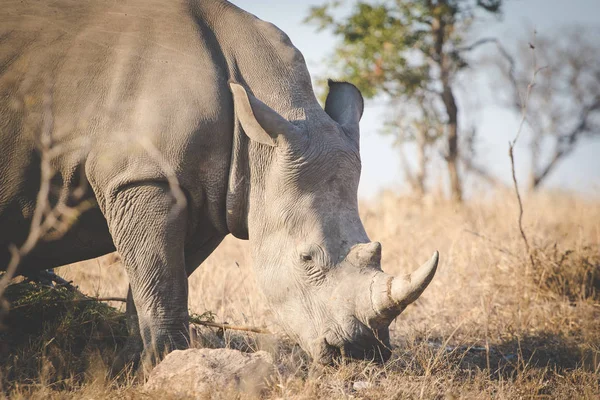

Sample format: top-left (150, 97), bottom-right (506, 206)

top-left (0, 0), bottom-right (438, 365)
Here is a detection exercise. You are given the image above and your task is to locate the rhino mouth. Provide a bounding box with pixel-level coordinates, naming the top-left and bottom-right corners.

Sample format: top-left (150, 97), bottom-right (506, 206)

top-left (314, 326), bottom-right (392, 365)
top-left (315, 338), bottom-right (392, 365)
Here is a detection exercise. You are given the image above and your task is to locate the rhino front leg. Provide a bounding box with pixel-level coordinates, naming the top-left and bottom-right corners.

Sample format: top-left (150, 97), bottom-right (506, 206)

top-left (104, 183), bottom-right (190, 364)
top-left (114, 234), bottom-right (225, 372)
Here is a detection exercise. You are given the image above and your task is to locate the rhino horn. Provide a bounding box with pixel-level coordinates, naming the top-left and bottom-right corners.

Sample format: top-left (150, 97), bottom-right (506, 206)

top-left (346, 242), bottom-right (382, 268)
top-left (389, 251), bottom-right (439, 306)
top-left (367, 251), bottom-right (439, 327)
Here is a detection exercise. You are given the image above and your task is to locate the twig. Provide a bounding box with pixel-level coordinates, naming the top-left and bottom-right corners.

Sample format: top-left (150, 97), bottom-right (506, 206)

top-left (508, 33), bottom-right (542, 271)
top-left (0, 84), bottom-right (91, 310)
top-left (135, 137), bottom-right (187, 222)
top-left (508, 146), bottom-right (531, 265)
top-left (191, 320), bottom-right (272, 335)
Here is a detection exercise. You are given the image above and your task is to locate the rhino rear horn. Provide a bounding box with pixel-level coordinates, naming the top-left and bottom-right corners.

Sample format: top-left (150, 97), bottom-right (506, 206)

top-left (346, 242), bottom-right (382, 268)
top-left (229, 81), bottom-right (300, 147)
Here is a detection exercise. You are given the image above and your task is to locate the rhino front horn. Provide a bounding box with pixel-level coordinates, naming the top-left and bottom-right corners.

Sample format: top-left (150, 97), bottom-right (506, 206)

top-left (369, 251), bottom-right (439, 327)
top-left (390, 251), bottom-right (439, 305)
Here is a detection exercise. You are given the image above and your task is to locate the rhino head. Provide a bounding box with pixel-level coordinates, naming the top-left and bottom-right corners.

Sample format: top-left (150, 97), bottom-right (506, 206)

top-left (228, 80), bottom-right (438, 364)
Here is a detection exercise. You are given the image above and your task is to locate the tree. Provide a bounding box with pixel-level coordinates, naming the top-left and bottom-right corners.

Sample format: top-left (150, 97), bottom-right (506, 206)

top-left (385, 94), bottom-right (444, 196)
top-left (491, 29), bottom-right (600, 190)
top-left (306, 0), bottom-right (502, 201)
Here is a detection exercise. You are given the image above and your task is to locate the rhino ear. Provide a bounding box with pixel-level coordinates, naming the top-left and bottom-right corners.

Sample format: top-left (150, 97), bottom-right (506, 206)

top-left (324, 80), bottom-right (364, 132)
top-left (229, 81), bottom-right (298, 147)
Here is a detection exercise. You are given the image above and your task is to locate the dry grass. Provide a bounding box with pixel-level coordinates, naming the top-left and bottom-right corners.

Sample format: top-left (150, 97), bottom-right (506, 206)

top-left (1, 190), bottom-right (599, 399)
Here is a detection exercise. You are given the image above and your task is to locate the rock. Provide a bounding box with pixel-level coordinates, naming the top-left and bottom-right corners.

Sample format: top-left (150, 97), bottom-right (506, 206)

top-left (353, 380), bottom-right (372, 391)
top-left (145, 348), bottom-right (275, 397)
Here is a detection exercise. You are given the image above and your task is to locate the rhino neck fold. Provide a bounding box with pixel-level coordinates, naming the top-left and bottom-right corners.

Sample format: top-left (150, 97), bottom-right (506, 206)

top-left (225, 118), bottom-right (280, 243)
top-left (212, 0), bottom-right (323, 239)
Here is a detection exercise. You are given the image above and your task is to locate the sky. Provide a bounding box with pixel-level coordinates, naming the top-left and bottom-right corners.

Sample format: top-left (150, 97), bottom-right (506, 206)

top-left (231, 0), bottom-right (600, 199)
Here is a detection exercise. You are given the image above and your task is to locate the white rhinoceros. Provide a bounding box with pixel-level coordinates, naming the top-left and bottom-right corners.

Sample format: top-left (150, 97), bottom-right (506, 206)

top-left (0, 0), bottom-right (438, 365)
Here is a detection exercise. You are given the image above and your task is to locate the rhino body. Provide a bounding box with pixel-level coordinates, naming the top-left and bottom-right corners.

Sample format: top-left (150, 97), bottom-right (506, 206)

top-left (1, 0), bottom-right (438, 365)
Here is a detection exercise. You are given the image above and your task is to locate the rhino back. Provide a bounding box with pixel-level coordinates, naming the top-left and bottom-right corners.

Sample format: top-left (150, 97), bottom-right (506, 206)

top-left (0, 0), bottom-right (234, 269)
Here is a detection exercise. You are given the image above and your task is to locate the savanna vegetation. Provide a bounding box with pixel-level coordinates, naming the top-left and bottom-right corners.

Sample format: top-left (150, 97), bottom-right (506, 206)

top-left (1, 190), bottom-right (598, 399)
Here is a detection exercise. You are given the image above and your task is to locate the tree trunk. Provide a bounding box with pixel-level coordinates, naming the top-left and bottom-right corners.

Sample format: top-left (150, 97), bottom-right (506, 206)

top-left (445, 115), bottom-right (462, 202)
top-left (432, 5), bottom-right (463, 202)
top-left (440, 65), bottom-right (462, 202)
top-left (527, 134), bottom-right (542, 191)
top-left (399, 145), bottom-right (425, 196)
top-left (414, 127), bottom-right (428, 196)
top-left (527, 170), bottom-right (538, 191)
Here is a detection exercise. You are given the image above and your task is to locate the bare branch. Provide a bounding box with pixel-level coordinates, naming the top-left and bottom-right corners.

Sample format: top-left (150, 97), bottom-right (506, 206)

top-left (455, 37), bottom-right (498, 53)
top-left (135, 137), bottom-right (187, 221)
top-left (508, 34), bottom-right (542, 271)
top-left (508, 144), bottom-right (534, 270)
top-left (0, 85), bottom-right (92, 309)
top-left (490, 28), bottom-right (600, 190)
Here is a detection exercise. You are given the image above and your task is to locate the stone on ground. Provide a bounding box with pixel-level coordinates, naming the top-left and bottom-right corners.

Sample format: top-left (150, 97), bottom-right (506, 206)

top-left (145, 348), bottom-right (275, 397)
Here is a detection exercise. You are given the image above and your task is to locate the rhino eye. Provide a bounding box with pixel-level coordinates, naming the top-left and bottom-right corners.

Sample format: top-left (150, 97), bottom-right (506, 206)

top-left (300, 253), bottom-right (313, 262)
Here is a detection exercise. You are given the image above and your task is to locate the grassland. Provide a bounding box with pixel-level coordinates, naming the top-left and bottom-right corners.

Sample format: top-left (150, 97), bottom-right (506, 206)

top-left (1, 189), bottom-right (599, 399)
